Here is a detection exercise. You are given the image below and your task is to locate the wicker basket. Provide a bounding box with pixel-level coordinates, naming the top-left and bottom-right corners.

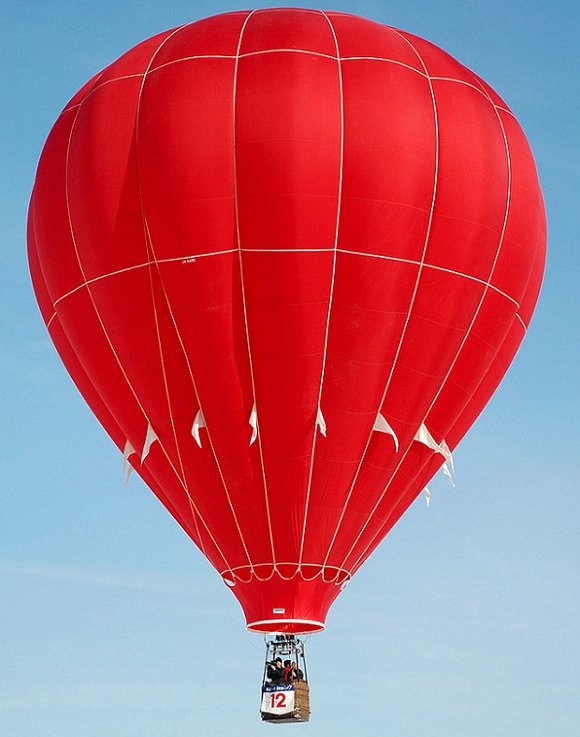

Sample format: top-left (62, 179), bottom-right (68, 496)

top-left (292, 681), bottom-right (310, 721)
top-left (261, 681), bottom-right (310, 723)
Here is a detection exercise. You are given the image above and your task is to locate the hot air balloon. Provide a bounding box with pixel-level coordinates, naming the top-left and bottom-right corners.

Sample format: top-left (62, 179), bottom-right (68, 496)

top-left (28, 8), bottom-right (546, 719)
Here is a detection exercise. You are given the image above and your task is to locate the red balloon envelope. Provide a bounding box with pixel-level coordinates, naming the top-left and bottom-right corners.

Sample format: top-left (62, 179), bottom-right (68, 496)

top-left (28, 8), bottom-right (546, 633)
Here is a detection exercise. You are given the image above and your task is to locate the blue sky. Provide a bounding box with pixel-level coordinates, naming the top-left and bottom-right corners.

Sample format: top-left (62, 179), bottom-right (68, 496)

top-left (1, 1), bottom-right (578, 735)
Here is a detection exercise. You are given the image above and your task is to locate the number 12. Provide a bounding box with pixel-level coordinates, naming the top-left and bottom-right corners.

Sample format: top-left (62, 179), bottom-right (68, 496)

top-left (270, 692), bottom-right (287, 709)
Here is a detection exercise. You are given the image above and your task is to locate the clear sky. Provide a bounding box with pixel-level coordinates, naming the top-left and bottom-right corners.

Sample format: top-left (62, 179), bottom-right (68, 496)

top-left (1, 1), bottom-right (578, 735)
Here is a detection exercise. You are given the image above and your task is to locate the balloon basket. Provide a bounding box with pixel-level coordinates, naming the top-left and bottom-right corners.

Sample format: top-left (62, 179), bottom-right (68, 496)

top-left (261, 681), bottom-right (310, 723)
top-left (260, 635), bottom-right (310, 723)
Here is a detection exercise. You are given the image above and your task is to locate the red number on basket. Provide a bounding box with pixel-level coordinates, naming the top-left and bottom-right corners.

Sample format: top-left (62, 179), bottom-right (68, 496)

top-left (270, 692), bottom-right (287, 709)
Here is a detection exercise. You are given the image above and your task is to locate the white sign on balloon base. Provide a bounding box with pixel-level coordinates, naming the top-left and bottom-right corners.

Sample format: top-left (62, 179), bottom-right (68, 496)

top-left (261, 684), bottom-right (296, 716)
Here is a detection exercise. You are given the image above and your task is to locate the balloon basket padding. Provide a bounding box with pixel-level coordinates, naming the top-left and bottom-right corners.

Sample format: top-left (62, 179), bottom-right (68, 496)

top-left (261, 681), bottom-right (310, 723)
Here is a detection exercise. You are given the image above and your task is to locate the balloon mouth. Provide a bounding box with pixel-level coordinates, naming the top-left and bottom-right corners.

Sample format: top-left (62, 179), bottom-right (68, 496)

top-left (246, 618), bottom-right (325, 634)
top-left (225, 571), bottom-right (345, 633)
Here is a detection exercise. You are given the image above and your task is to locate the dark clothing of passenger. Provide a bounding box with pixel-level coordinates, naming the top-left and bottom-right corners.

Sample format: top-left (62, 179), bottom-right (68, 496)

top-left (267, 663), bottom-right (286, 684)
top-left (289, 666), bottom-right (304, 681)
